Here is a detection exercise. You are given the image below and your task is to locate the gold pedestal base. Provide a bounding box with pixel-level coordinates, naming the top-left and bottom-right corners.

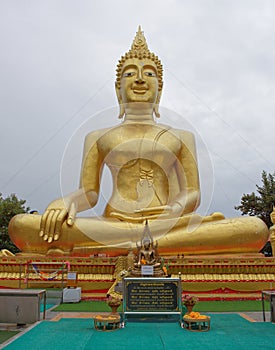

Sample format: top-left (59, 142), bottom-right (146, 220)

top-left (1, 254), bottom-right (275, 300)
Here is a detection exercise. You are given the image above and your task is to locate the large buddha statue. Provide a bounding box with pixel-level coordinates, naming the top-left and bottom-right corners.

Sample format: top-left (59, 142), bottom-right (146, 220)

top-left (8, 27), bottom-right (269, 257)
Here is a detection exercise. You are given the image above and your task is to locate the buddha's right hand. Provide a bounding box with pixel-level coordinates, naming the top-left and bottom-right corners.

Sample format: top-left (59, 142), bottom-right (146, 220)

top-left (39, 199), bottom-right (76, 243)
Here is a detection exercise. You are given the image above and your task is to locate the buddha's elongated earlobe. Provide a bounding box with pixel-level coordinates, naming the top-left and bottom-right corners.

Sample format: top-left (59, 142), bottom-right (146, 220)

top-left (118, 104), bottom-right (125, 119)
top-left (153, 91), bottom-right (162, 118)
top-left (115, 83), bottom-right (125, 119)
top-left (154, 104), bottom-right (160, 118)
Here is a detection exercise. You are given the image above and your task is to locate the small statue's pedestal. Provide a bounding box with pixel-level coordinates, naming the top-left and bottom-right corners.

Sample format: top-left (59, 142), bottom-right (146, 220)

top-left (130, 264), bottom-right (164, 277)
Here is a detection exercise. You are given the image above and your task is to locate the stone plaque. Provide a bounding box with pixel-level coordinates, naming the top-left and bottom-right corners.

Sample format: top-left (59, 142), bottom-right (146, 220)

top-left (124, 277), bottom-right (181, 312)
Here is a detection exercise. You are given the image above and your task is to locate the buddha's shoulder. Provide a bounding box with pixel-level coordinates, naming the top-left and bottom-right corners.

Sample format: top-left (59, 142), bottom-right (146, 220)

top-left (158, 124), bottom-right (195, 141)
top-left (84, 127), bottom-right (115, 143)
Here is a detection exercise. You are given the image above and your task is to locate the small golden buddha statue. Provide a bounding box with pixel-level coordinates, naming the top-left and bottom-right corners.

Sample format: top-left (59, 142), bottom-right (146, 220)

top-left (8, 27), bottom-right (269, 257)
top-left (135, 221), bottom-right (161, 267)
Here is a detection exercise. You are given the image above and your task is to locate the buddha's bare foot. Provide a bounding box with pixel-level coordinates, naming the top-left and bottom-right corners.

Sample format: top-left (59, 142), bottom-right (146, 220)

top-left (15, 252), bottom-right (46, 257)
top-left (46, 248), bottom-right (70, 256)
top-left (0, 249), bottom-right (15, 257)
top-left (207, 212), bottom-right (225, 221)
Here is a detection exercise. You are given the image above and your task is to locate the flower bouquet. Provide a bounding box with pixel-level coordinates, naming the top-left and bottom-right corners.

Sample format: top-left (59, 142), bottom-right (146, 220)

top-left (182, 294), bottom-right (198, 314)
top-left (182, 294), bottom-right (198, 307)
top-left (107, 292), bottom-right (122, 307)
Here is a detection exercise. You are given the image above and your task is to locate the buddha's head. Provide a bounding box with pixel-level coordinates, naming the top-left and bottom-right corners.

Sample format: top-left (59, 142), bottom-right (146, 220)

top-left (143, 237), bottom-right (151, 249)
top-left (116, 26), bottom-right (163, 118)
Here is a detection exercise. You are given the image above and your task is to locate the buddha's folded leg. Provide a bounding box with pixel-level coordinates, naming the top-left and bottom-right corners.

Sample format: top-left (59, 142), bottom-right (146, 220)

top-left (9, 213), bottom-right (269, 256)
top-left (8, 213), bottom-right (146, 255)
top-left (71, 214), bottom-right (269, 255)
top-left (155, 215), bottom-right (269, 255)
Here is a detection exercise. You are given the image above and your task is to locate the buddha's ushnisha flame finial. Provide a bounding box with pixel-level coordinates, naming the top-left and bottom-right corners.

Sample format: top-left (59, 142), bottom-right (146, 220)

top-left (116, 26), bottom-right (163, 91)
top-left (130, 25), bottom-right (149, 55)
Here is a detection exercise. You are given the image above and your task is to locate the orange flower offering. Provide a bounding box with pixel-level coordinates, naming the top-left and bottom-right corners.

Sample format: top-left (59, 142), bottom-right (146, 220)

top-left (184, 311), bottom-right (208, 319)
top-left (95, 315), bottom-right (103, 320)
top-left (107, 316), bottom-right (117, 320)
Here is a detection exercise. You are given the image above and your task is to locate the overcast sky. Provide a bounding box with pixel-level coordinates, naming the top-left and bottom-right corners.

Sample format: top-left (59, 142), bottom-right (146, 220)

top-left (0, 0), bottom-right (274, 219)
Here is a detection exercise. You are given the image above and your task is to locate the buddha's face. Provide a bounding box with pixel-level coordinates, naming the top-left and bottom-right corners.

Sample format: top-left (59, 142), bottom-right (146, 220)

top-left (144, 240), bottom-right (150, 249)
top-left (119, 58), bottom-right (159, 105)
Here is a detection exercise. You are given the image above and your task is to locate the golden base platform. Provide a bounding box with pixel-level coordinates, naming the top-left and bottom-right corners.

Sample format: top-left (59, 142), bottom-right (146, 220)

top-left (0, 254), bottom-right (274, 300)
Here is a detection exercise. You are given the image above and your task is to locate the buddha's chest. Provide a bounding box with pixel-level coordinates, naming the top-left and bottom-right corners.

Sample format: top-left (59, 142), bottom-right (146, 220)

top-left (97, 126), bottom-right (182, 168)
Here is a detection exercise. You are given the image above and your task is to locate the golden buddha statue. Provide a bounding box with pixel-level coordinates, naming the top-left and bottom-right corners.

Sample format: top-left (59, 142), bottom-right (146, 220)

top-left (8, 27), bottom-right (269, 257)
top-left (135, 221), bottom-right (161, 268)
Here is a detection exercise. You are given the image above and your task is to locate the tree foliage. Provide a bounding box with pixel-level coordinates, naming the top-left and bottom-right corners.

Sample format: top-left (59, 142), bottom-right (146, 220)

top-left (235, 170), bottom-right (275, 228)
top-left (235, 171), bottom-right (275, 256)
top-left (0, 193), bottom-right (30, 253)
